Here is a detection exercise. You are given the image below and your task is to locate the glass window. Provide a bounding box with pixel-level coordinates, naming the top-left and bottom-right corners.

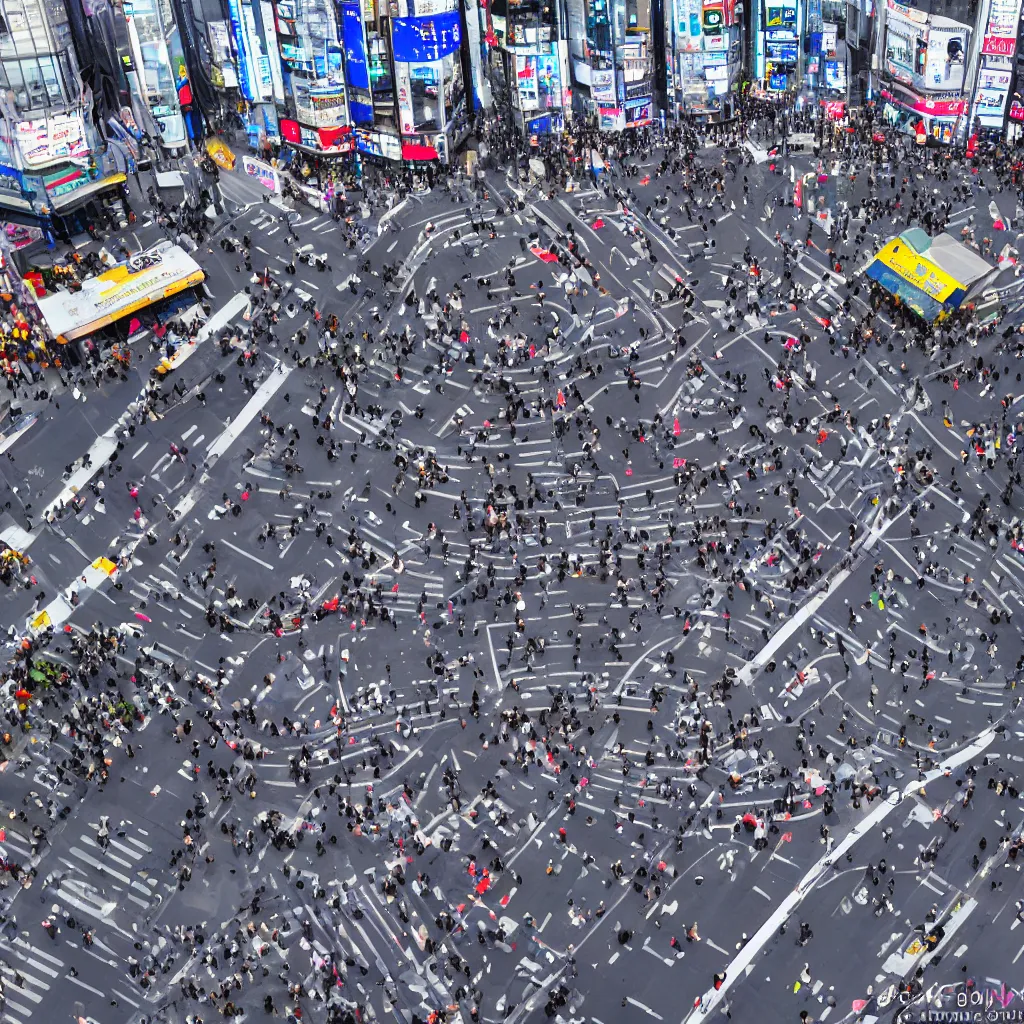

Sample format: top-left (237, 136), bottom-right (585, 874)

top-left (22, 58), bottom-right (46, 107)
top-left (0, 57), bottom-right (24, 101)
top-left (38, 55), bottom-right (61, 100)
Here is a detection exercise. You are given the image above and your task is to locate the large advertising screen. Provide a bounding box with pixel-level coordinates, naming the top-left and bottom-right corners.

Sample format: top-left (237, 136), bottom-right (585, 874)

top-left (591, 68), bottom-right (616, 103)
top-left (408, 62), bottom-right (441, 131)
top-left (974, 67), bottom-right (1012, 127)
top-left (341, 1), bottom-right (370, 89)
top-left (884, 19), bottom-right (915, 84)
top-left (515, 53), bottom-right (560, 110)
top-left (923, 26), bottom-right (968, 91)
top-left (227, 0), bottom-right (256, 99)
top-left (391, 10), bottom-right (461, 62)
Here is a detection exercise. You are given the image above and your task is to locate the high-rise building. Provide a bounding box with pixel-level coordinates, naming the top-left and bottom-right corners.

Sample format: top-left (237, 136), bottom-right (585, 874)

top-left (664, 0), bottom-right (742, 117)
top-left (274, 0), bottom-right (350, 159)
top-left (122, 0), bottom-right (192, 150)
top-left (565, 0), bottom-right (655, 129)
top-left (486, 0), bottom-right (571, 134)
top-left (208, 0), bottom-right (485, 167)
top-left (875, 0), bottom-right (1012, 145)
top-left (340, 0), bottom-right (474, 165)
top-left (0, 0), bottom-right (133, 250)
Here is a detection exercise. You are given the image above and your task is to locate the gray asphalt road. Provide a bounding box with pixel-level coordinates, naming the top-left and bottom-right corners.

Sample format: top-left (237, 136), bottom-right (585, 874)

top-left (0, 127), bottom-right (1020, 1024)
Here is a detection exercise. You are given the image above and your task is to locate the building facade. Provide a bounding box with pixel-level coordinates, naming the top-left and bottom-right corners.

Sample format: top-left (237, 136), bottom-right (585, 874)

top-left (564, 0), bottom-right (655, 129)
top-left (0, 0), bottom-right (133, 246)
top-left (667, 0), bottom-right (742, 116)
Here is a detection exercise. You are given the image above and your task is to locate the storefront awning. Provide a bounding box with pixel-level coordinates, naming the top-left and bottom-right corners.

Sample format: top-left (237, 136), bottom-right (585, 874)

top-left (401, 143), bottom-right (438, 162)
top-left (880, 86), bottom-right (965, 118)
top-left (49, 173), bottom-right (127, 214)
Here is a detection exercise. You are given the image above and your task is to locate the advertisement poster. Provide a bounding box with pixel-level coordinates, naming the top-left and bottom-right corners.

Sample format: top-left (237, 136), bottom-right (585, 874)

top-left (515, 53), bottom-right (560, 110)
top-left (413, 0), bottom-right (457, 14)
top-left (886, 0), bottom-right (928, 24)
top-left (676, 0), bottom-right (703, 52)
top-left (5, 223), bottom-right (44, 251)
top-left (515, 55), bottom-right (539, 108)
top-left (242, 154), bottom-right (282, 192)
top-left (701, 2), bottom-right (724, 33)
top-left (598, 107), bottom-right (625, 131)
top-left (591, 69), bottom-right (616, 103)
top-left (924, 26), bottom-right (968, 90)
top-left (982, 34), bottom-right (1016, 55)
top-left (391, 10), bottom-right (461, 62)
top-left (974, 67), bottom-right (1012, 126)
top-left (227, 0), bottom-right (257, 100)
top-left (295, 85), bottom-right (348, 126)
top-left (824, 60), bottom-right (847, 90)
top-left (396, 61), bottom-right (415, 133)
top-left (984, 0), bottom-right (1019, 37)
top-left (14, 115), bottom-right (88, 169)
top-left (409, 62), bottom-right (441, 131)
top-left (260, 0), bottom-right (286, 101)
top-left (884, 19), bottom-right (916, 84)
top-left (208, 20), bottom-right (232, 61)
top-left (765, 5), bottom-right (797, 29)
top-left (342, 2), bottom-right (370, 90)
top-left (624, 98), bottom-right (652, 125)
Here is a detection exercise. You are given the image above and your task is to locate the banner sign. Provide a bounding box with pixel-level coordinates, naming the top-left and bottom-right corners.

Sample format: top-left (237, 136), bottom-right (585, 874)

top-left (391, 10), bottom-right (461, 62)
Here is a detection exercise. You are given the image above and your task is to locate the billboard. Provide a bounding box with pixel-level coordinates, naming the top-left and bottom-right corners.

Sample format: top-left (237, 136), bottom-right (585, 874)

top-left (592, 68), bottom-right (616, 103)
top-left (391, 10), bottom-right (461, 62)
top-left (396, 60), bottom-right (415, 133)
top-left (227, 0), bottom-right (257, 100)
top-left (984, 0), bottom-right (1019, 38)
top-left (598, 107), bottom-right (624, 130)
top-left (702, 2), bottom-right (724, 33)
top-left (676, 0), bottom-right (704, 52)
top-left (765, 5), bottom-right (797, 29)
top-left (824, 59), bottom-right (847, 89)
top-left (885, 17), bottom-right (917, 84)
top-left (923, 25), bottom-right (969, 91)
top-left (242, 154), bottom-right (281, 192)
top-left (342, 2), bottom-right (370, 89)
top-left (14, 115), bottom-right (89, 168)
top-left (515, 53), bottom-right (560, 110)
top-left (294, 85), bottom-right (348, 126)
top-left (974, 67), bottom-right (1012, 126)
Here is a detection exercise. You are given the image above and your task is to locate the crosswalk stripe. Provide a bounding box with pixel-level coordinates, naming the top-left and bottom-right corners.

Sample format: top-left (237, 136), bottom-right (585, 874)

top-left (4, 955), bottom-right (56, 980)
top-left (2, 997), bottom-right (33, 1018)
top-left (78, 836), bottom-right (135, 868)
top-left (0, 969), bottom-right (45, 999)
top-left (10, 939), bottom-right (62, 968)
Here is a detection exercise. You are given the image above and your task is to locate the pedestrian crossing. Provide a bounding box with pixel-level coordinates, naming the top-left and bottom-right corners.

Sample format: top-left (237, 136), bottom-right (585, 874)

top-left (0, 820), bottom-right (169, 1024)
top-left (0, 937), bottom-right (63, 1024)
top-left (50, 821), bottom-right (167, 929)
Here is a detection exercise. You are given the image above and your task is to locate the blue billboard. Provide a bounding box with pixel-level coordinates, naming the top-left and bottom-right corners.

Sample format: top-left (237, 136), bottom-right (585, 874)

top-left (350, 100), bottom-right (373, 124)
top-left (391, 10), bottom-right (461, 63)
top-left (341, 2), bottom-right (370, 90)
top-left (227, 0), bottom-right (256, 101)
